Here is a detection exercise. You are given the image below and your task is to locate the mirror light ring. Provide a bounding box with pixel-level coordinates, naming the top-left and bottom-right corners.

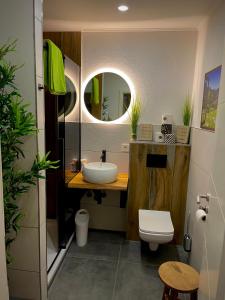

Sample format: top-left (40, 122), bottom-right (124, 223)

top-left (81, 67), bottom-right (136, 124)
top-left (64, 72), bottom-right (79, 121)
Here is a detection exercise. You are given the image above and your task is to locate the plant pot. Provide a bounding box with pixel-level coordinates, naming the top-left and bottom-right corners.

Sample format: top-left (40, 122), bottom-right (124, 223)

top-left (176, 125), bottom-right (190, 144)
top-left (131, 133), bottom-right (137, 141)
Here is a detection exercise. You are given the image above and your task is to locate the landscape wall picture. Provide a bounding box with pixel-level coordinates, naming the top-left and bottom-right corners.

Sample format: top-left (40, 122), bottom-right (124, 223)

top-left (201, 65), bottom-right (222, 131)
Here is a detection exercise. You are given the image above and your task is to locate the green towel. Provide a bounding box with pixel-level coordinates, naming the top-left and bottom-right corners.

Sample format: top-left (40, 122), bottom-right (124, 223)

top-left (91, 77), bottom-right (100, 105)
top-left (43, 39), bottom-right (66, 95)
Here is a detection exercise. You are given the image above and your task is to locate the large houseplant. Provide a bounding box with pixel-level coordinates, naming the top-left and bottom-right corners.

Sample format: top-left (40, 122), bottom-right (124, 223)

top-left (176, 94), bottom-right (192, 144)
top-left (0, 41), bottom-right (58, 263)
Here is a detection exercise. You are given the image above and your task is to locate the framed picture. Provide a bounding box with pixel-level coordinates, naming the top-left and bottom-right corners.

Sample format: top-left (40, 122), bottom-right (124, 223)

top-left (201, 65), bottom-right (222, 131)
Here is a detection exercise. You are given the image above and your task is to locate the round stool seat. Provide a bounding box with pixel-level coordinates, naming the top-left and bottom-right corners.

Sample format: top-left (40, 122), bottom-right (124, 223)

top-left (159, 261), bottom-right (199, 299)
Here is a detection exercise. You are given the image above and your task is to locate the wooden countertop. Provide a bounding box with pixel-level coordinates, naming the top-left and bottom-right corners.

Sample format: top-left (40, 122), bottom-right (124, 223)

top-left (68, 172), bottom-right (128, 191)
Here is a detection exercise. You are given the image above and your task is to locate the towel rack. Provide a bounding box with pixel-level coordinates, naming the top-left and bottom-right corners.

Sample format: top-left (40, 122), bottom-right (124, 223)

top-left (43, 40), bottom-right (65, 60)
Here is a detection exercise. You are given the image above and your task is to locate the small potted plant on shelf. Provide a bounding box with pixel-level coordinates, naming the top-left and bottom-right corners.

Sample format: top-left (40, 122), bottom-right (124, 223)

top-left (129, 97), bottom-right (141, 140)
top-left (176, 94), bottom-right (192, 144)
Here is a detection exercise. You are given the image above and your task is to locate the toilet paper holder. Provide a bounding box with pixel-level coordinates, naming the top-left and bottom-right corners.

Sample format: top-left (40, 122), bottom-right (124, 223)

top-left (197, 193), bottom-right (210, 214)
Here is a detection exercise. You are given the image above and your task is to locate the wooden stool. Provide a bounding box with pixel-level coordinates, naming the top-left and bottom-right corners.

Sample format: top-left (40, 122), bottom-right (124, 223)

top-left (158, 261), bottom-right (199, 300)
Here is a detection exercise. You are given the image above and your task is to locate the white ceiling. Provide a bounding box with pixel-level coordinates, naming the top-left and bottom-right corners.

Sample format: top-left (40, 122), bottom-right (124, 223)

top-left (44, 0), bottom-right (222, 31)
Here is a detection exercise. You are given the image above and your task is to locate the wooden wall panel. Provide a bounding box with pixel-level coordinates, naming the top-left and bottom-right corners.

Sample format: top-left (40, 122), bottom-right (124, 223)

top-left (148, 145), bottom-right (174, 212)
top-left (43, 32), bottom-right (62, 49)
top-left (127, 143), bottom-right (150, 240)
top-left (127, 142), bottom-right (190, 244)
top-left (43, 32), bottom-right (81, 66)
top-left (61, 32), bottom-right (81, 66)
top-left (171, 146), bottom-right (191, 243)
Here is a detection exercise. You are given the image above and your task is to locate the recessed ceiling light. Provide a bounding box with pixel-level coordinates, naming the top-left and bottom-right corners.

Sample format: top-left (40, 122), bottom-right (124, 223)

top-left (118, 5), bottom-right (129, 12)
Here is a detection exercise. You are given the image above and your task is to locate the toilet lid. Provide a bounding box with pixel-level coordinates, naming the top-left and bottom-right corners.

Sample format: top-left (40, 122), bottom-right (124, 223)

top-left (139, 210), bottom-right (174, 234)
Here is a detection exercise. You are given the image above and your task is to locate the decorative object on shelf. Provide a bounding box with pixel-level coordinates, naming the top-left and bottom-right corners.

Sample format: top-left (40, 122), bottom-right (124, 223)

top-left (176, 93), bottom-right (192, 144)
top-left (138, 124), bottom-right (153, 141)
top-left (129, 97), bottom-right (141, 140)
top-left (200, 66), bottom-right (222, 131)
top-left (162, 114), bottom-right (173, 124)
top-left (154, 131), bottom-right (164, 143)
top-left (161, 123), bottom-right (172, 135)
top-left (165, 133), bottom-right (176, 144)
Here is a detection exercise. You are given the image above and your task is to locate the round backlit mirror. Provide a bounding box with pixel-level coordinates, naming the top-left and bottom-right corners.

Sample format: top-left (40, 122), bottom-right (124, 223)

top-left (83, 72), bottom-right (131, 122)
top-left (58, 76), bottom-right (77, 117)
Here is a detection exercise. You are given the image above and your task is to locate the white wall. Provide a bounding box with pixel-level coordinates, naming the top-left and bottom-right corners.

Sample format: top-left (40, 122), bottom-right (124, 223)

top-left (0, 148), bottom-right (9, 300)
top-left (186, 1), bottom-right (225, 299)
top-left (82, 31), bottom-right (197, 124)
top-left (81, 31), bottom-right (197, 230)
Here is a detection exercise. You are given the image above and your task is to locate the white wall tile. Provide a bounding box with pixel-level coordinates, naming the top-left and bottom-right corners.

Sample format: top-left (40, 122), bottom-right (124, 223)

top-left (198, 244), bottom-right (210, 300)
top-left (81, 123), bottom-right (130, 152)
top-left (187, 160), bottom-right (210, 201)
top-left (187, 126), bottom-right (225, 299)
top-left (34, 0), bottom-right (43, 22)
top-left (35, 18), bottom-right (43, 78)
top-left (36, 76), bottom-right (45, 130)
top-left (39, 222), bottom-right (47, 273)
top-left (205, 179), bottom-right (225, 299)
top-left (17, 186), bottom-right (39, 228)
top-left (9, 227), bottom-right (40, 272)
top-left (41, 266), bottom-right (47, 300)
top-left (107, 152), bottom-right (129, 173)
top-left (15, 135), bottom-right (38, 170)
top-left (190, 128), bottom-right (216, 174)
top-left (38, 177), bottom-right (46, 227)
top-left (211, 102), bottom-right (225, 218)
top-left (8, 269), bottom-right (41, 300)
top-left (216, 232), bottom-right (225, 299)
top-left (37, 128), bottom-right (46, 156)
top-left (81, 150), bottom-right (101, 163)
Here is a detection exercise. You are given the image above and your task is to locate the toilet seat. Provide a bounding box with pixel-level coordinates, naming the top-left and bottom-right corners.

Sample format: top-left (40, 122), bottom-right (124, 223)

top-left (139, 209), bottom-right (174, 235)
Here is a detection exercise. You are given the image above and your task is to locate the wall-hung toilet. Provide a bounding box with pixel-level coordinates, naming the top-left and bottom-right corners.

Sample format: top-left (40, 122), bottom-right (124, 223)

top-left (139, 209), bottom-right (174, 251)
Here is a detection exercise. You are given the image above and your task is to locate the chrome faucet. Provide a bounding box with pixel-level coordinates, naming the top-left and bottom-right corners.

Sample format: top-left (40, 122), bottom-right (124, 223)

top-left (100, 150), bottom-right (106, 162)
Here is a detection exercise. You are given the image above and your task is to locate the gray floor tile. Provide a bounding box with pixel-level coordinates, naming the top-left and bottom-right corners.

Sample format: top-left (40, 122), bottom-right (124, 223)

top-left (113, 261), bottom-right (163, 300)
top-left (67, 238), bottom-right (121, 261)
top-left (49, 231), bottom-right (184, 300)
top-left (49, 257), bottom-right (116, 300)
top-left (120, 240), bottom-right (179, 266)
top-left (88, 230), bottom-right (125, 244)
top-left (177, 245), bottom-right (189, 264)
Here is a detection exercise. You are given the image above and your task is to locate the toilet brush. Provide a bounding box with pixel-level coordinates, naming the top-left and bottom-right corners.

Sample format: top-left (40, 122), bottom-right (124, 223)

top-left (183, 212), bottom-right (192, 252)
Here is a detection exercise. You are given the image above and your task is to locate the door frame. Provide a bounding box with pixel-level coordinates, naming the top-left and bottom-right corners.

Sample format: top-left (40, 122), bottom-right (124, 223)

top-left (0, 145), bottom-right (9, 299)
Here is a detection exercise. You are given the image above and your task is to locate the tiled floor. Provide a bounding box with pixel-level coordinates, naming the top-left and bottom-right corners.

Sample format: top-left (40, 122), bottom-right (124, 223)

top-left (48, 230), bottom-right (188, 300)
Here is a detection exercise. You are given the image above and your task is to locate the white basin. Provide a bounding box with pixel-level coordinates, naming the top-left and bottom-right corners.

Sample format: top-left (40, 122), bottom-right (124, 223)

top-left (82, 162), bottom-right (118, 184)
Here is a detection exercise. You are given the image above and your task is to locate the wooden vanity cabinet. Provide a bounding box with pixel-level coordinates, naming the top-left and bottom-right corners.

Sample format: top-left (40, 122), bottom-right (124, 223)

top-left (127, 142), bottom-right (191, 244)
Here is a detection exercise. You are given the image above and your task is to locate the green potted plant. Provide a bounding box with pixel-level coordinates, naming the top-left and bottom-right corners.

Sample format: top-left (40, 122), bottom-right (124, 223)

top-left (0, 41), bottom-right (58, 263)
top-left (176, 94), bottom-right (192, 144)
top-left (129, 97), bottom-right (141, 140)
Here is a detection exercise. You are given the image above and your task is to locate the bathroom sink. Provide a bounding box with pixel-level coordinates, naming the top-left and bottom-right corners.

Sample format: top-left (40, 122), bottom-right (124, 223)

top-left (82, 162), bottom-right (118, 184)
